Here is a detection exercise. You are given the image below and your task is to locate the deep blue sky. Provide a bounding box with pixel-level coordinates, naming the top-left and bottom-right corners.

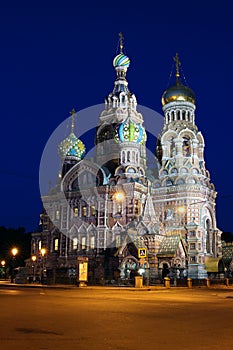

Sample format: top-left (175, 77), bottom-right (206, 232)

top-left (0, 1), bottom-right (232, 232)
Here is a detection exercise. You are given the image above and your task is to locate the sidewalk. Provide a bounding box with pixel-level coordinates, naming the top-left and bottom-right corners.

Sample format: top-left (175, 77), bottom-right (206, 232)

top-left (0, 280), bottom-right (174, 291)
top-left (0, 280), bottom-right (232, 291)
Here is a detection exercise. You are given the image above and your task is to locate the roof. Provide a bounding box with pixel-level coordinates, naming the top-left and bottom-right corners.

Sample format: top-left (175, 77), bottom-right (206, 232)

top-left (222, 244), bottom-right (233, 263)
top-left (127, 233), bottom-right (147, 249)
top-left (157, 235), bottom-right (183, 257)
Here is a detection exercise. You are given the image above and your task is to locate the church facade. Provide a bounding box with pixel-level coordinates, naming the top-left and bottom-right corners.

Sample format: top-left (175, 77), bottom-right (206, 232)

top-left (30, 38), bottom-right (222, 284)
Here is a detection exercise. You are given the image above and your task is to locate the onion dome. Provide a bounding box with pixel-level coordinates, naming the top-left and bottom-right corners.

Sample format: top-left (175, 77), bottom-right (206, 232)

top-left (161, 81), bottom-right (196, 106)
top-left (58, 109), bottom-right (86, 161)
top-left (58, 132), bottom-right (85, 160)
top-left (113, 53), bottom-right (130, 68)
top-left (115, 118), bottom-right (146, 144)
top-left (162, 53), bottom-right (196, 107)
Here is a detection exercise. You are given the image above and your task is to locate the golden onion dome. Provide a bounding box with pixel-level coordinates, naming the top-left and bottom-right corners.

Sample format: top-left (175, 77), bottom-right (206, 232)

top-left (161, 81), bottom-right (195, 107)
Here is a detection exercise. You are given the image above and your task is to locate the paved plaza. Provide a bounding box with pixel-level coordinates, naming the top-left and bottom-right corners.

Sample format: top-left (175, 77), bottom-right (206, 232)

top-left (0, 285), bottom-right (232, 350)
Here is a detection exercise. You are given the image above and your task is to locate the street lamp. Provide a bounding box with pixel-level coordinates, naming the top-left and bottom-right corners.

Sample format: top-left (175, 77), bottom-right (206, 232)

top-left (40, 248), bottom-right (46, 257)
top-left (11, 247), bottom-right (18, 283)
top-left (1, 260), bottom-right (6, 280)
top-left (11, 248), bottom-right (18, 257)
top-left (31, 255), bottom-right (37, 283)
top-left (40, 248), bottom-right (46, 284)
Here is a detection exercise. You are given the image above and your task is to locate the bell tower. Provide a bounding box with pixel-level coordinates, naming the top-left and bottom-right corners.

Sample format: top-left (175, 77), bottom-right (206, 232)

top-left (153, 54), bottom-right (222, 279)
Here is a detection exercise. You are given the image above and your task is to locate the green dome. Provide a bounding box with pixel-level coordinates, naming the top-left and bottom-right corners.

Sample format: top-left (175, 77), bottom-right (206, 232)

top-left (115, 118), bottom-right (147, 144)
top-left (58, 132), bottom-right (86, 160)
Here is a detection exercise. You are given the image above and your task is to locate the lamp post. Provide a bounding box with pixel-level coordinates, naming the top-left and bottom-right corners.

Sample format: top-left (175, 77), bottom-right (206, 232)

top-left (31, 255), bottom-right (37, 283)
top-left (1, 260), bottom-right (6, 280)
top-left (40, 248), bottom-right (46, 284)
top-left (11, 247), bottom-right (18, 283)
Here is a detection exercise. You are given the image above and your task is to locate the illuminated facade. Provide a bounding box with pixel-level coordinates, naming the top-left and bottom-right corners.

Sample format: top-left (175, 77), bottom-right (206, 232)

top-left (154, 54), bottom-right (222, 278)
top-left (30, 38), bottom-right (222, 283)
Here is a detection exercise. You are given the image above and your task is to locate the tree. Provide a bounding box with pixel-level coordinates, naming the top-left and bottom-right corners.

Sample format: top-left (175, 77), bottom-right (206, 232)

top-left (0, 226), bottom-right (31, 268)
top-left (221, 231), bottom-right (233, 243)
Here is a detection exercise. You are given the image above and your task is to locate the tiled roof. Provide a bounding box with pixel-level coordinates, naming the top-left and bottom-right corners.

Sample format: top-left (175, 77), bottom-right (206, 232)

top-left (222, 245), bottom-right (233, 263)
top-left (157, 235), bottom-right (181, 257)
top-left (127, 233), bottom-right (147, 249)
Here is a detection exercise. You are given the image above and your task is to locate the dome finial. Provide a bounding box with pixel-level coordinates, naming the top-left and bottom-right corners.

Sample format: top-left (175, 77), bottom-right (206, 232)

top-left (173, 53), bottom-right (181, 82)
top-left (113, 33), bottom-right (130, 69)
top-left (69, 108), bottom-right (76, 133)
top-left (119, 32), bottom-right (124, 53)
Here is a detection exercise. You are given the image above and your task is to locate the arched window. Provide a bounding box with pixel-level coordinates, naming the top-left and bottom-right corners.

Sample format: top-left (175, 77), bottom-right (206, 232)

top-left (161, 170), bottom-right (168, 176)
top-left (170, 138), bottom-right (176, 157)
top-left (180, 167), bottom-right (188, 174)
top-left (82, 206), bottom-right (87, 217)
top-left (127, 151), bottom-right (130, 162)
top-left (90, 206), bottom-right (96, 216)
top-left (122, 151), bottom-right (125, 163)
top-left (166, 179), bottom-right (173, 186)
top-left (171, 168), bottom-right (178, 175)
top-left (187, 177), bottom-right (196, 184)
top-left (127, 167), bottom-right (136, 173)
top-left (183, 137), bottom-right (191, 156)
top-left (90, 236), bottom-right (95, 249)
top-left (206, 219), bottom-right (211, 254)
top-left (116, 235), bottom-right (121, 248)
top-left (81, 237), bottom-right (86, 249)
top-left (55, 210), bottom-right (60, 220)
top-left (132, 151), bottom-right (135, 163)
top-left (72, 237), bottom-right (78, 250)
top-left (54, 238), bottom-right (59, 251)
top-left (192, 168), bottom-right (199, 174)
top-left (177, 178), bottom-right (185, 185)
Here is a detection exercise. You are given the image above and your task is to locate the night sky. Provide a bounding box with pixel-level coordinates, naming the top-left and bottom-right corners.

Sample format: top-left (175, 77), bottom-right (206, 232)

top-left (0, 1), bottom-right (232, 233)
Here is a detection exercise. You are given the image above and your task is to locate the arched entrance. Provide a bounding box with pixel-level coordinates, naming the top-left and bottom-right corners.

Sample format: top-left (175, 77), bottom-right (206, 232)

top-left (120, 256), bottom-right (139, 280)
top-left (162, 263), bottom-right (170, 279)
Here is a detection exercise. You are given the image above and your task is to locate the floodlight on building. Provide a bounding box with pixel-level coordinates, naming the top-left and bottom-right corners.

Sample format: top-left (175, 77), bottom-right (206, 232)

top-left (114, 192), bottom-right (125, 201)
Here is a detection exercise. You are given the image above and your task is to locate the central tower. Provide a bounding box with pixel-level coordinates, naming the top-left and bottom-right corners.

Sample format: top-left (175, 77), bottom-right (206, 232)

top-left (95, 33), bottom-right (147, 177)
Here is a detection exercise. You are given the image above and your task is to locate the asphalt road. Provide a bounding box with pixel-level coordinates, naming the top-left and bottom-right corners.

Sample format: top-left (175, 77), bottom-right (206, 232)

top-left (0, 286), bottom-right (233, 350)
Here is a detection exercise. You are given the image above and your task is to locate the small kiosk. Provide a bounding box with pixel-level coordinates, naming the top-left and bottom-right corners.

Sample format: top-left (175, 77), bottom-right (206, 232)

top-left (77, 256), bottom-right (88, 287)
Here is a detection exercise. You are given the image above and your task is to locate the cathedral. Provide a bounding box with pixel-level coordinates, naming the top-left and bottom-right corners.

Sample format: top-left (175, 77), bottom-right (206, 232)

top-left (30, 35), bottom-right (222, 285)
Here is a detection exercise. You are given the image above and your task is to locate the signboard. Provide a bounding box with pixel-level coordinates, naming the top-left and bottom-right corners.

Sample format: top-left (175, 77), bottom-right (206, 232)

top-left (77, 257), bottom-right (88, 282)
top-left (138, 248), bottom-right (147, 258)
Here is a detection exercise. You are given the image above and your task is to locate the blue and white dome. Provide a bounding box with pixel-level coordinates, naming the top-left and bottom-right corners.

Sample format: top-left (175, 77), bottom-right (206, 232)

top-left (113, 54), bottom-right (130, 68)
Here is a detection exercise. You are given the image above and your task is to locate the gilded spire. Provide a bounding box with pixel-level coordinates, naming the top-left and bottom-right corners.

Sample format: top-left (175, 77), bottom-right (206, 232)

top-left (173, 53), bottom-right (181, 82)
top-left (69, 108), bottom-right (76, 133)
top-left (113, 33), bottom-right (130, 69)
top-left (119, 32), bottom-right (124, 53)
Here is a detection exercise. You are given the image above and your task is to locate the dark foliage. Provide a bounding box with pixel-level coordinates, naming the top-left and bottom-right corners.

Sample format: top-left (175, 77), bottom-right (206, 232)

top-left (0, 226), bottom-right (31, 268)
top-left (221, 231), bottom-right (233, 243)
